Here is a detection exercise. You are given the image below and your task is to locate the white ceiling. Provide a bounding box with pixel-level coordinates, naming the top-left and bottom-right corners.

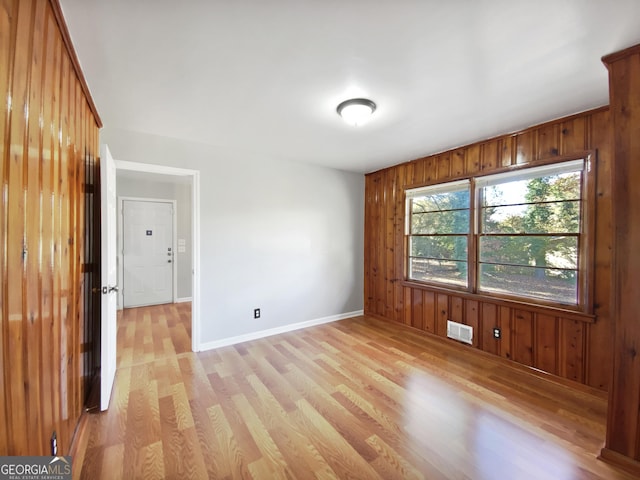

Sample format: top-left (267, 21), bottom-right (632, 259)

top-left (60, 0), bottom-right (640, 174)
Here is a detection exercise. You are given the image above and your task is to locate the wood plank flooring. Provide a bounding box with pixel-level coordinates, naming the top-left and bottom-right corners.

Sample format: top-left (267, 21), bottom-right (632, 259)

top-left (72, 304), bottom-right (634, 479)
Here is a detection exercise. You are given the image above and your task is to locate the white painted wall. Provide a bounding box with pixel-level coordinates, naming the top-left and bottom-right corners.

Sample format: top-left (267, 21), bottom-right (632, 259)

top-left (102, 127), bottom-right (364, 347)
top-left (116, 175), bottom-right (193, 300)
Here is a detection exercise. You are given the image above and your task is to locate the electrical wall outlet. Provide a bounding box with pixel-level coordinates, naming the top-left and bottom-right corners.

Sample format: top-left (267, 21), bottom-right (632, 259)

top-left (493, 327), bottom-right (501, 339)
top-left (254, 308), bottom-right (261, 319)
top-left (51, 431), bottom-right (57, 456)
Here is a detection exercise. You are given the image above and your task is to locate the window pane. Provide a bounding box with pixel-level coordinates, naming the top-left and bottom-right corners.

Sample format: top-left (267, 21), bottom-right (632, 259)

top-left (411, 190), bottom-right (470, 213)
top-left (405, 160), bottom-right (585, 306)
top-left (409, 258), bottom-right (467, 287)
top-left (412, 210), bottom-right (470, 234)
top-left (479, 236), bottom-right (578, 269)
top-left (482, 171), bottom-right (582, 207)
top-left (478, 264), bottom-right (577, 304)
top-left (410, 236), bottom-right (467, 261)
top-left (481, 200), bottom-right (580, 234)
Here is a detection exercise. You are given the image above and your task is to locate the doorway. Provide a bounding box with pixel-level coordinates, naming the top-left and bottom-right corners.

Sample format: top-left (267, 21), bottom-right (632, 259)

top-left (121, 199), bottom-right (176, 308)
top-left (114, 160), bottom-right (200, 352)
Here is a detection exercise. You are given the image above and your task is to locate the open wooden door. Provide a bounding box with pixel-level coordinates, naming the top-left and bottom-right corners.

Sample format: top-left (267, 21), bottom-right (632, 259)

top-left (100, 144), bottom-right (118, 410)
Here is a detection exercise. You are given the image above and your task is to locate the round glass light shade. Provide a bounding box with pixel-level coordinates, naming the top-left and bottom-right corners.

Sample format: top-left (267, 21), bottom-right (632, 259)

top-left (336, 98), bottom-right (376, 126)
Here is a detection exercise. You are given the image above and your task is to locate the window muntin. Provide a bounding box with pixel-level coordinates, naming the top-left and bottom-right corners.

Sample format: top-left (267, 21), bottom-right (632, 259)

top-left (406, 180), bottom-right (470, 287)
top-left (405, 159), bottom-right (587, 308)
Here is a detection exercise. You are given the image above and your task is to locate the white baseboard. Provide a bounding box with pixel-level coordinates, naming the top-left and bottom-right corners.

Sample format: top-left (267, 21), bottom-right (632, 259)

top-left (198, 310), bottom-right (364, 352)
top-left (176, 297), bottom-right (193, 303)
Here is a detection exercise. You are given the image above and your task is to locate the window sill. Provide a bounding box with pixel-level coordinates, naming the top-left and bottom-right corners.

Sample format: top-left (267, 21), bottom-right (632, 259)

top-left (401, 280), bottom-right (596, 323)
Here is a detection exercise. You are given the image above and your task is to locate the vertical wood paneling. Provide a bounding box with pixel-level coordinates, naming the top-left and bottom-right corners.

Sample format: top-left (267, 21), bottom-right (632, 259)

top-left (373, 173), bottom-right (384, 317)
top-left (515, 130), bottom-right (536, 164)
top-left (0, 0), bottom-right (14, 454)
top-left (450, 296), bottom-right (463, 323)
top-left (451, 149), bottom-right (465, 177)
top-left (411, 160), bottom-right (424, 184)
top-left (513, 310), bottom-right (534, 367)
top-left (5, 0), bottom-right (32, 455)
top-left (499, 307), bottom-right (512, 360)
top-left (466, 144), bottom-right (480, 174)
top-left (498, 137), bottom-right (514, 167)
top-left (364, 105), bottom-right (614, 392)
top-left (437, 153), bottom-right (451, 179)
top-left (423, 291), bottom-right (435, 333)
top-left (1, 0), bottom-right (101, 456)
top-left (25, 0), bottom-right (47, 452)
top-left (588, 109), bottom-right (614, 391)
top-left (424, 157), bottom-right (435, 182)
top-left (535, 314), bottom-right (558, 375)
top-left (394, 168), bottom-right (404, 323)
top-left (367, 174), bottom-right (377, 315)
top-left (464, 300), bottom-right (479, 349)
top-left (0, 14), bottom-right (7, 453)
top-left (537, 123), bottom-right (560, 159)
top-left (49, 21), bottom-right (63, 446)
top-left (71, 75), bottom-right (85, 428)
top-left (403, 161), bottom-right (414, 186)
top-left (480, 141), bottom-right (497, 172)
top-left (436, 294), bottom-right (448, 337)
top-left (58, 47), bottom-right (71, 438)
top-left (402, 286), bottom-right (411, 326)
top-left (411, 289), bottom-right (423, 330)
top-left (481, 303), bottom-right (499, 356)
top-left (363, 175), bottom-right (374, 314)
top-left (602, 42), bottom-right (640, 471)
top-left (560, 117), bottom-right (587, 155)
top-left (560, 319), bottom-right (585, 383)
top-left (39, 4), bottom-right (56, 444)
top-left (384, 170), bottom-right (395, 321)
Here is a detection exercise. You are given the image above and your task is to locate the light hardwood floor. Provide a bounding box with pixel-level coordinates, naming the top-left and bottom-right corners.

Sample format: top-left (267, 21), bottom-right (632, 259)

top-left (72, 304), bottom-right (634, 479)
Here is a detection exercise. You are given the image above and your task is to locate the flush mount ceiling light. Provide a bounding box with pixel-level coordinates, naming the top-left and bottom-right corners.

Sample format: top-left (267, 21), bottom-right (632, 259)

top-left (336, 98), bottom-right (376, 126)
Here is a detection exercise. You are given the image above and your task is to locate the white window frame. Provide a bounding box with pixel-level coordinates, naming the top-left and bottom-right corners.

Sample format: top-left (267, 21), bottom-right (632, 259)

top-left (404, 156), bottom-right (593, 311)
top-left (405, 179), bottom-right (471, 288)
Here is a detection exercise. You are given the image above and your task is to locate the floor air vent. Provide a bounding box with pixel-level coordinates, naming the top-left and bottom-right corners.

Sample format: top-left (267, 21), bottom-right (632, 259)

top-left (447, 320), bottom-right (473, 345)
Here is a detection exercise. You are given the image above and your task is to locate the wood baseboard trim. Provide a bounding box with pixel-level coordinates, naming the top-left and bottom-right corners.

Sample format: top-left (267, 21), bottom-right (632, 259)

top-left (599, 447), bottom-right (640, 476)
top-left (69, 411), bottom-right (90, 467)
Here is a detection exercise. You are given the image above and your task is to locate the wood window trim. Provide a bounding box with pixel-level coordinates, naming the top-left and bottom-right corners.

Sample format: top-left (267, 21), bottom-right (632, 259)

top-left (404, 152), bottom-right (597, 317)
top-left (403, 152), bottom-right (596, 191)
top-left (400, 279), bottom-right (596, 324)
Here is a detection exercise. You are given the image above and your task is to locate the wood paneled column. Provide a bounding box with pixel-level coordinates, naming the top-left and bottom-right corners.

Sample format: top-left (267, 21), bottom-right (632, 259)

top-left (600, 44), bottom-right (640, 475)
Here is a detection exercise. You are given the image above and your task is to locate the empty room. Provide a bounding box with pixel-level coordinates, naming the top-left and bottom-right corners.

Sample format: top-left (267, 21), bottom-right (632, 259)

top-left (3, 1), bottom-right (640, 479)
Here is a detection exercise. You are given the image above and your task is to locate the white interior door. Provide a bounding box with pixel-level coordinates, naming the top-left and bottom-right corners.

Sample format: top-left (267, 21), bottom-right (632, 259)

top-left (100, 144), bottom-right (118, 411)
top-left (123, 200), bottom-right (174, 307)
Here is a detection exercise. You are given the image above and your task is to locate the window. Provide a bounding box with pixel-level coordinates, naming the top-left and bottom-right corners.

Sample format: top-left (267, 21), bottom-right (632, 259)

top-left (405, 158), bottom-right (590, 308)
top-left (476, 160), bottom-right (584, 304)
top-left (406, 180), bottom-right (470, 287)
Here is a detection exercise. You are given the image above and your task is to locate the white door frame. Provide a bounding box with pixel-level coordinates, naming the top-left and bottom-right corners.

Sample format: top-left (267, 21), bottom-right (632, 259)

top-left (118, 197), bottom-right (178, 309)
top-left (115, 160), bottom-right (201, 352)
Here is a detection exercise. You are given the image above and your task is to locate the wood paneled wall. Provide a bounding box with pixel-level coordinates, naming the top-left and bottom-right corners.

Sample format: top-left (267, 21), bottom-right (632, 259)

top-left (600, 44), bottom-right (640, 475)
top-left (0, 0), bottom-right (101, 455)
top-left (364, 107), bottom-right (613, 391)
